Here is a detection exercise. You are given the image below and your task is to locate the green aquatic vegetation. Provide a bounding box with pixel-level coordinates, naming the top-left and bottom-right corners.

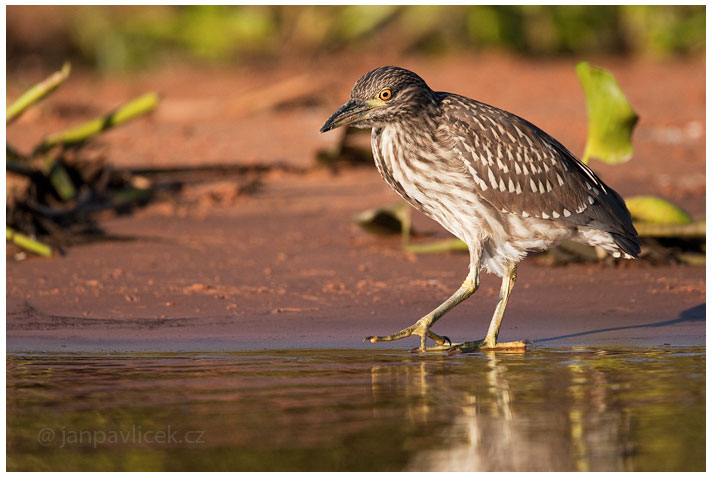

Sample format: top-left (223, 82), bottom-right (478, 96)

top-left (35, 92), bottom-right (160, 153)
top-left (576, 61), bottom-right (638, 165)
top-left (6, 63), bottom-right (159, 256)
top-left (6, 63), bottom-right (71, 124)
top-left (625, 195), bottom-right (692, 224)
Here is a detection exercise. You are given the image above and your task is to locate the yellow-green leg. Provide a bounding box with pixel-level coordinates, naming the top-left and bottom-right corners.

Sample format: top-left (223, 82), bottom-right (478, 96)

top-left (450, 260), bottom-right (527, 353)
top-left (484, 260), bottom-right (517, 346)
top-left (365, 267), bottom-right (479, 352)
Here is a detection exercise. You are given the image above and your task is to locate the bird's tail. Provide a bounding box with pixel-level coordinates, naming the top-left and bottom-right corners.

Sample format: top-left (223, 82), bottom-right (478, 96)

top-left (611, 231), bottom-right (641, 259)
top-left (602, 188), bottom-right (640, 259)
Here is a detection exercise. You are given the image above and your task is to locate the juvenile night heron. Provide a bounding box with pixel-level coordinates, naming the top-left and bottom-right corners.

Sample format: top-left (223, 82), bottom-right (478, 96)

top-left (320, 66), bottom-right (639, 352)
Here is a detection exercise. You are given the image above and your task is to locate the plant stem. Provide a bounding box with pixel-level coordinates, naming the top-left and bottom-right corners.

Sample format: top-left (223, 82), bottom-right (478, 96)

top-left (6, 227), bottom-right (53, 257)
top-left (35, 92), bottom-right (160, 153)
top-left (6, 159), bottom-right (34, 176)
top-left (39, 149), bottom-right (76, 201)
top-left (404, 238), bottom-right (468, 254)
top-left (634, 221), bottom-right (706, 238)
top-left (6, 62), bottom-right (71, 124)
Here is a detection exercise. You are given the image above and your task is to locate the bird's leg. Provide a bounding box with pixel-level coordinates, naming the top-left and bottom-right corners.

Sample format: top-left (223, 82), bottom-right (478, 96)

top-left (365, 268), bottom-right (479, 352)
top-left (449, 260), bottom-right (527, 353)
top-left (482, 261), bottom-right (517, 348)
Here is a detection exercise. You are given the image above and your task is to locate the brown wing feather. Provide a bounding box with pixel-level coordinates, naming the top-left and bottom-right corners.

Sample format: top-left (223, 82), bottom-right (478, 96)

top-left (438, 94), bottom-right (639, 255)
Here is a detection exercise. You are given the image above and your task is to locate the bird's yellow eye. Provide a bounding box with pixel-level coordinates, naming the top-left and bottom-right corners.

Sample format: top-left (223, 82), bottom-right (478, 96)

top-left (379, 88), bottom-right (392, 101)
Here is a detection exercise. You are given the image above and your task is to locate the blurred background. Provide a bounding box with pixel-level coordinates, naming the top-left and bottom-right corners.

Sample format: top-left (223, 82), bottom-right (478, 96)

top-left (7, 5), bottom-right (705, 72)
top-left (6, 5), bottom-right (706, 256)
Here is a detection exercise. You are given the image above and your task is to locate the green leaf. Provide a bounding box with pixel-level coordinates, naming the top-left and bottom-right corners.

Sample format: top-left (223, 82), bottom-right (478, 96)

top-left (625, 195), bottom-right (692, 224)
top-left (576, 61), bottom-right (639, 164)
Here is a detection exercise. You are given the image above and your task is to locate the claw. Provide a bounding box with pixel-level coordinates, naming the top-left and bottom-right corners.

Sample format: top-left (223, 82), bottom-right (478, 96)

top-left (426, 329), bottom-right (451, 347)
top-left (365, 327), bottom-right (450, 350)
top-left (447, 339), bottom-right (530, 354)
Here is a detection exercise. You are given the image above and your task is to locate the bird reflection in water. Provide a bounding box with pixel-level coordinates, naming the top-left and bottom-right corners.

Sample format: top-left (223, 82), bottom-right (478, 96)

top-left (370, 350), bottom-right (635, 471)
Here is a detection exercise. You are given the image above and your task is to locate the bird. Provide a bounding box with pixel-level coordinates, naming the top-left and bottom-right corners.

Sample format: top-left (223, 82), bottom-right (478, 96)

top-left (320, 66), bottom-right (639, 353)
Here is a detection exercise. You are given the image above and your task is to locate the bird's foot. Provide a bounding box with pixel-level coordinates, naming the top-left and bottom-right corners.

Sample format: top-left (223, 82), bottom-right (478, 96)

top-left (442, 338), bottom-right (533, 355)
top-left (364, 317), bottom-right (451, 353)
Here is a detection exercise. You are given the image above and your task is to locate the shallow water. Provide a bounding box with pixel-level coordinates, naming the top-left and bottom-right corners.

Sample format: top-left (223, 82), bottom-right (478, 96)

top-left (6, 347), bottom-right (705, 471)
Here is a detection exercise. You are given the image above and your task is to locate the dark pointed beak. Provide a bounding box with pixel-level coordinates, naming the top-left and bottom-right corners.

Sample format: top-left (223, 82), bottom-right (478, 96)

top-left (319, 99), bottom-right (370, 133)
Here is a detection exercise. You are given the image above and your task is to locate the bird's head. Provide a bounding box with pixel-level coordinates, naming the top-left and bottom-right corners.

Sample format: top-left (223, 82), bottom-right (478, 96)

top-left (320, 66), bottom-right (435, 133)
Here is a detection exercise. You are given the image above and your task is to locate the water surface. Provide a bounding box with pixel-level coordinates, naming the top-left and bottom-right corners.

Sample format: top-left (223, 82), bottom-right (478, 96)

top-left (6, 347), bottom-right (705, 471)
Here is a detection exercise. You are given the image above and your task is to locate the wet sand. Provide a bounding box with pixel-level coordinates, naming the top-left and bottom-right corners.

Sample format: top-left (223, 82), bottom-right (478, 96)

top-left (7, 168), bottom-right (705, 352)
